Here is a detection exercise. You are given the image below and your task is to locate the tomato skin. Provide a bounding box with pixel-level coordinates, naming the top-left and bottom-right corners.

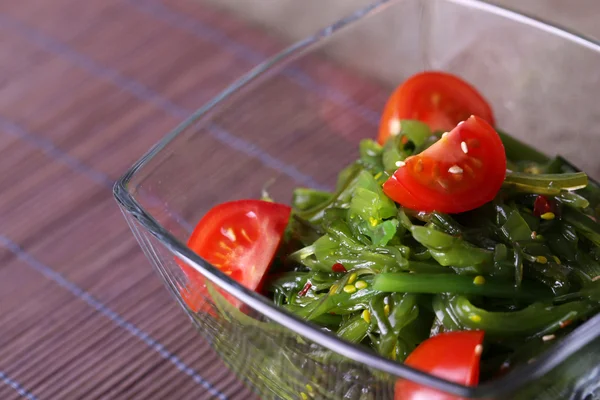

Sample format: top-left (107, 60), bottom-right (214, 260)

top-left (378, 71), bottom-right (495, 145)
top-left (395, 331), bottom-right (484, 400)
top-left (383, 116), bottom-right (506, 214)
top-left (178, 200), bottom-right (291, 314)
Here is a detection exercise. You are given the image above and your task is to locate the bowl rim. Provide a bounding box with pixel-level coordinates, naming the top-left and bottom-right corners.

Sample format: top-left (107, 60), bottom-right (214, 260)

top-left (114, 0), bottom-right (600, 396)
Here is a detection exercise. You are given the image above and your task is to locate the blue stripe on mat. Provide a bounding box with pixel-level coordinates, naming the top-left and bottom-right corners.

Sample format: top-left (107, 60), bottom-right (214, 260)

top-left (0, 236), bottom-right (227, 400)
top-left (0, 14), bottom-right (324, 191)
top-left (0, 370), bottom-right (38, 400)
top-left (126, 0), bottom-right (381, 125)
top-left (0, 118), bottom-right (114, 188)
top-left (0, 8), bottom-right (363, 398)
top-left (0, 116), bottom-right (196, 232)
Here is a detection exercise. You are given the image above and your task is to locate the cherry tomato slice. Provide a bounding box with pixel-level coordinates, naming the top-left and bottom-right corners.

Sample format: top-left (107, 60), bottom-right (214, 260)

top-left (383, 116), bottom-right (506, 214)
top-left (178, 200), bottom-right (291, 314)
top-left (378, 71), bottom-right (495, 144)
top-left (395, 330), bottom-right (485, 400)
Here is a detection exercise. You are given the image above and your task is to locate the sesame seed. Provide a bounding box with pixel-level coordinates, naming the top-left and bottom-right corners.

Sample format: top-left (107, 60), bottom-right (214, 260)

top-left (461, 141), bottom-right (468, 154)
top-left (395, 160), bottom-right (406, 168)
top-left (389, 119), bottom-right (402, 136)
top-left (441, 132), bottom-right (449, 138)
top-left (474, 344), bottom-right (483, 356)
top-left (355, 280), bottom-right (368, 290)
top-left (473, 276), bottom-right (486, 285)
top-left (469, 314), bottom-right (482, 323)
top-left (542, 334), bottom-right (556, 342)
top-left (553, 256), bottom-right (562, 265)
top-left (541, 212), bottom-right (555, 220)
top-left (448, 165), bottom-right (463, 174)
top-left (384, 304), bottom-right (390, 316)
top-left (362, 309), bottom-right (371, 323)
top-left (329, 284), bottom-right (339, 294)
top-left (531, 231), bottom-right (537, 239)
top-left (536, 256), bottom-right (548, 264)
top-left (348, 273), bottom-right (358, 285)
top-left (343, 284), bottom-right (357, 294)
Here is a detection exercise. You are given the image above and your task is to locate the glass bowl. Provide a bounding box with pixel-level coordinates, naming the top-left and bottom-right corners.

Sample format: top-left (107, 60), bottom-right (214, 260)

top-left (114, 0), bottom-right (600, 398)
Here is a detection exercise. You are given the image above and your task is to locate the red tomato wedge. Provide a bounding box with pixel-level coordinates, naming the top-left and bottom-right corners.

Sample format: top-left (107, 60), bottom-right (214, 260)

top-left (378, 71), bottom-right (495, 145)
top-left (178, 200), bottom-right (291, 314)
top-left (395, 330), bottom-right (484, 400)
top-left (383, 116), bottom-right (506, 214)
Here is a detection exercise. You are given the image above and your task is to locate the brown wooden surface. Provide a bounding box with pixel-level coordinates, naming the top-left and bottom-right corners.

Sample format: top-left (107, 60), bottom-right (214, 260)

top-left (4, 0), bottom-right (600, 398)
top-left (0, 0), bottom-right (324, 398)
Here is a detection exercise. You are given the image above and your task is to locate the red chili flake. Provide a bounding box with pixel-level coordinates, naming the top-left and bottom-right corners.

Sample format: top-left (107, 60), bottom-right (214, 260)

top-left (533, 195), bottom-right (555, 217)
top-left (331, 263), bottom-right (347, 273)
top-left (560, 319), bottom-right (573, 329)
top-left (401, 135), bottom-right (409, 145)
top-left (298, 282), bottom-right (312, 297)
top-left (499, 361), bottom-right (511, 372)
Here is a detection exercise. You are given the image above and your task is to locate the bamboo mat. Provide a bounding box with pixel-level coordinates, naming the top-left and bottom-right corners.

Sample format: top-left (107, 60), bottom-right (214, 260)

top-left (0, 0), bottom-right (371, 398)
top-left (7, 0), bottom-right (599, 398)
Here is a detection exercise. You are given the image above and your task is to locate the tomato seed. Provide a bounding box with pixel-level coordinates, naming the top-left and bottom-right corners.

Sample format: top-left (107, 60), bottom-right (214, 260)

top-left (469, 157), bottom-right (483, 168)
top-left (432, 163), bottom-right (440, 178)
top-left (467, 138), bottom-right (480, 148)
top-left (414, 159), bottom-right (424, 172)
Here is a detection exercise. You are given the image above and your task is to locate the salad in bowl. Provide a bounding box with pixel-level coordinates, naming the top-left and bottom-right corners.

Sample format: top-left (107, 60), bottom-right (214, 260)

top-left (176, 71), bottom-right (600, 399)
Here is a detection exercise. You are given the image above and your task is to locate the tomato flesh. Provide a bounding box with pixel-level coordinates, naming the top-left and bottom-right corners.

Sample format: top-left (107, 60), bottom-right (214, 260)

top-left (383, 116), bottom-right (506, 214)
top-left (395, 330), bottom-right (485, 400)
top-left (378, 71), bottom-right (495, 145)
top-left (178, 200), bottom-right (291, 314)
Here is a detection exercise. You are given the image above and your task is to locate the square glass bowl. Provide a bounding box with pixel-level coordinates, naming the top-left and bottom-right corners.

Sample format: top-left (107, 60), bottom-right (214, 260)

top-left (114, 0), bottom-right (600, 398)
